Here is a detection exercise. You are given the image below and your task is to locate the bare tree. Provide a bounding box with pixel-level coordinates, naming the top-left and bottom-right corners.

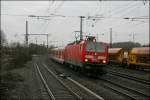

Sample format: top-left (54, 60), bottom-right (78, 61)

top-left (0, 29), bottom-right (6, 46)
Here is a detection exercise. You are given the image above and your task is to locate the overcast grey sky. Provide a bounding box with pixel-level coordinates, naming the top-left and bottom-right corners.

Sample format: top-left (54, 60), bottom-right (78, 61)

top-left (1, 1), bottom-right (149, 47)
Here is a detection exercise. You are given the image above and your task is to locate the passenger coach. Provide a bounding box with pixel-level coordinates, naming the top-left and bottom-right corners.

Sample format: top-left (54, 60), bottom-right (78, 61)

top-left (50, 48), bottom-right (64, 64)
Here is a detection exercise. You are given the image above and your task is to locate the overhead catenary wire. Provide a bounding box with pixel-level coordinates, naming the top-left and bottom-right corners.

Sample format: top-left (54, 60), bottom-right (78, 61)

top-left (48, 1), bottom-right (65, 16)
top-left (87, 1), bottom-right (148, 34)
top-left (26, 1), bottom-right (64, 40)
top-left (107, 1), bottom-right (141, 17)
top-left (29, 1), bottom-right (65, 45)
top-left (2, 1), bottom-right (148, 46)
top-left (36, 1), bottom-right (53, 34)
top-left (88, 1), bottom-right (138, 20)
top-left (90, 1), bottom-right (144, 26)
top-left (1, 14), bottom-right (29, 17)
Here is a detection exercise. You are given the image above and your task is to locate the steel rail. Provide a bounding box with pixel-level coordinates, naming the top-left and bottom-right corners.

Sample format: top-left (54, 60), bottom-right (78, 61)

top-left (101, 78), bottom-right (150, 99)
top-left (35, 64), bottom-right (55, 100)
top-left (43, 63), bottom-right (104, 100)
top-left (100, 83), bottom-right (137, 100)
top-left (42, 63), bottom-right (82, 100)
top-left (108, 70), bottom-right (150, 85)
top-left (67, 77), bottom-right (104, 100)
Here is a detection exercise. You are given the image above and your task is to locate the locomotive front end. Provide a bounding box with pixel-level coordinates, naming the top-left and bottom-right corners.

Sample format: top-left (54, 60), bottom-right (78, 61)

top-left (83, 41), bottom-right (109, 66)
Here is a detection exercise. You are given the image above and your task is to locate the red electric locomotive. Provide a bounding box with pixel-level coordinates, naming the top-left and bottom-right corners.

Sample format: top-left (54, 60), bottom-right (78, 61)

top-left (64, 36), bottom-right (109, 74)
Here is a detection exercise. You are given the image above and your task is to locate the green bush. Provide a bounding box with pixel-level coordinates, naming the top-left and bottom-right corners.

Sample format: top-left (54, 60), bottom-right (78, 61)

top-left (3, 43), bottom-right (47, 71)
top-left (8, 43), bottom-right (31, 70)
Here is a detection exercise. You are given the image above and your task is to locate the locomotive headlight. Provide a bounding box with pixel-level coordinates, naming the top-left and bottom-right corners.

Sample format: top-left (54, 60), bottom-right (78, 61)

top-left (85, 59), bottom-right (88, 62)
top-left (102, 60), bottom-right (106, 63)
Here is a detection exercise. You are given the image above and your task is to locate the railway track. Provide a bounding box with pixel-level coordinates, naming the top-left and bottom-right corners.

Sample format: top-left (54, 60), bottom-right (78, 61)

top-left (39, 56), bottom-right (150, 100)
top-left (108, 70), bottom-right (150, 85)
top-left (99, 75), bottom-right (150, 100)
top-left (35, 63), bottom-right (79, 100)
top-left (42, 63), bottom-right (104, 100)
top-left (46, 58), bottom-right (128, 100)
top-left (35, 63), bottom-right (55, 99)
top-left (33, 63), bottom-right (50, 99)
top-left (35, 61), bottom-right (104, 100)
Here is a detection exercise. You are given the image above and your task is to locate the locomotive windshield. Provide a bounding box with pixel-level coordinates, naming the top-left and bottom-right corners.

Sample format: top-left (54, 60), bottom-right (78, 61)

top-left (86, 42), bottom-right (106, 53)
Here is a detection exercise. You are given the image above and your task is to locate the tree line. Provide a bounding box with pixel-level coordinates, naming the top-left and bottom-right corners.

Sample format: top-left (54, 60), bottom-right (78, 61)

top-left (1, 30), bottom-right (149, 70)
top-left (112, 41), bottom-right (149, 51)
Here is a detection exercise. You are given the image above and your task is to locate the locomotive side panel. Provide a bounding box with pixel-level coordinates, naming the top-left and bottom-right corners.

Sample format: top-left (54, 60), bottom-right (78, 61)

top-left (64, 43), bottom-right (84, 67)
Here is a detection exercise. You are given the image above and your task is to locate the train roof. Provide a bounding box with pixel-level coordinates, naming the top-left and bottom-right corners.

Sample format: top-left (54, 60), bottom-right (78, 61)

top-left (130, 47), bottom-right (150, 54)
top-left (108, 48), bottom-right (123, 54)
top-left (67, 38), bottom-right (109, 46)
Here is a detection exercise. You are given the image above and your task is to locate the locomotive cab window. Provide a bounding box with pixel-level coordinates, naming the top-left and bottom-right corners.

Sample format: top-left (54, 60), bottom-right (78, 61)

top-left (86, 42), bottom-right (106, 53)
top-left (95, 43), bottom-right (106, 53)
